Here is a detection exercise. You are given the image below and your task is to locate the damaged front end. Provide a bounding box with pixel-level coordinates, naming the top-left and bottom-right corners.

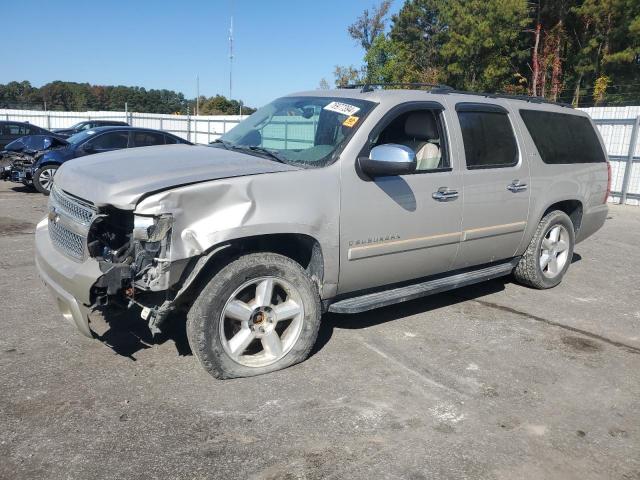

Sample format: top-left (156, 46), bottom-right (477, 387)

top-left (88, 209), bottom-right (176, 334)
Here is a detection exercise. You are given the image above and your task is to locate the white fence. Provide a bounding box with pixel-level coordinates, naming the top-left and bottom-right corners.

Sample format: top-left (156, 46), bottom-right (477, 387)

top-left (579, 106), bottom-right (640, 205)
top-left (2, 106), bottom-right (639, 205)
top-left (0, 109), bottom-right (245, 145)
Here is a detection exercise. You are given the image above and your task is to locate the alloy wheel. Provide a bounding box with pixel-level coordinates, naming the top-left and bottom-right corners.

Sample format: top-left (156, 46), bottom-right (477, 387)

top-left (38, 168), bottom-right (56, 192)
top-left (219, 276), bottom-right (305, 368)
top-left (539, 224), bottom-right (570, 278)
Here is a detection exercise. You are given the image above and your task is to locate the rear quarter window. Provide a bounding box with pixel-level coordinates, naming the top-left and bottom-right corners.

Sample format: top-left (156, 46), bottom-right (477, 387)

top-left (520, 110), bottom-right (606, 164)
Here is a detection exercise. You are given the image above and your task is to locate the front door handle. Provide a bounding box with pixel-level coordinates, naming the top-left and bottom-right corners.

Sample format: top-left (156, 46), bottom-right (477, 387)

top-left (432, 187), bottom-right (459, 201)
top-left (507, 180), bottom-right (528, 193)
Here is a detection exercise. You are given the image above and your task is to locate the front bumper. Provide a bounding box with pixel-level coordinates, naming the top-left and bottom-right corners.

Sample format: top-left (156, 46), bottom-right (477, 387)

top-left (10, 167), bottom-right (31, 183)
top-left (34, 218), bottom-right (103, 337)
top-left (1, 165), bottom-right (12, 180)
top-left (2, 164), bottom-right (32, 183)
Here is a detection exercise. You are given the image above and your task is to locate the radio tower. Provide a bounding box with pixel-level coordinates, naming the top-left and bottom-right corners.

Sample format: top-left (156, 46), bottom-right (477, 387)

top-left (229, 15), bottom-right (234, 100)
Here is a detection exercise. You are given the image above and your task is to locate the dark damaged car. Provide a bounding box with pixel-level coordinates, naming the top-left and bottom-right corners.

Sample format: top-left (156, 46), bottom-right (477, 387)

top-left (18, 126), bottom-right (190, 194)
top-left (1, 134), bottom-right (68, 184)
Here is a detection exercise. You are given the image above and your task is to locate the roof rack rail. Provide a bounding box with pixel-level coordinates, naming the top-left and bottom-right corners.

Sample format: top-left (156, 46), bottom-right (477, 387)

top-left (429, 87), bottom-right (574, 108)
top-left (341, 82), bottom-right (454, 93)
top-left (339, 82), bottom-right (573, 108)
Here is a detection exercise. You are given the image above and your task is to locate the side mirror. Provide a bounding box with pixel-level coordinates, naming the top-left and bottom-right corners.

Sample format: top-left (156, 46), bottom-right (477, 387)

top-left (358, 144), bottom-right (416, 177)
top-left (43, 137), bottom-right (52, 150)
top-left (83, 143), bottom-right (95, 153)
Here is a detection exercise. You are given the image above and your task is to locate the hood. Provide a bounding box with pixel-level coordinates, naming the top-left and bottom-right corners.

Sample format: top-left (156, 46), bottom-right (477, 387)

top-left (54, 144), bottom-right (299, 209)
top-left (5, 135), bottom-right (68, 154)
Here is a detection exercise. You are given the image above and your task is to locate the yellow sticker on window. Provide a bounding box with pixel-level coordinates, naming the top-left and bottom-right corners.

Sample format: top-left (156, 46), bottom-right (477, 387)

top-left (343, 116), bottom-right (360, 128)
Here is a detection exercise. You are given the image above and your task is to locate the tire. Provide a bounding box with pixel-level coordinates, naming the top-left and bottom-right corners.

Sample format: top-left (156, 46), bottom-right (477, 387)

top-left (187, 252), bottom-right (321, 379)
top-left (513, 210), bottom-right (575, 289)
top-left (33, 165), bottom-right (58, 195)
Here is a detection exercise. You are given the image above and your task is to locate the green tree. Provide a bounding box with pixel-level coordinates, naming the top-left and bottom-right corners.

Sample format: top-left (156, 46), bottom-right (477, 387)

top-left (572, 0), bottom-right (640, 105)
top-left (347, 0), bottom-right (393, 51)
top-left (438, 0), bottom-right (530, 91)
top-left (0, 81), bottom-right (253, 114)
top-left (333, 65), bottom-right (363, 87)
top-left (335, 1), bottom-right (393, 84)
top-left (389, 0), bottom-right (447, 83)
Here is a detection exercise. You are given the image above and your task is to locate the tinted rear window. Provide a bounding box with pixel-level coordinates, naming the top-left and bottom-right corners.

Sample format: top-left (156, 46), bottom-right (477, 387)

top-left (457, 111), bottom-right (518, 169)
top-left (520, 110), bottom-right (606, 164)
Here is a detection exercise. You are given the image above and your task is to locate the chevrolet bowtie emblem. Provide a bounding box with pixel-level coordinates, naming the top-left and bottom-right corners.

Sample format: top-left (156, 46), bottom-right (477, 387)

top-left (48, 207), bottom-right (60, 224)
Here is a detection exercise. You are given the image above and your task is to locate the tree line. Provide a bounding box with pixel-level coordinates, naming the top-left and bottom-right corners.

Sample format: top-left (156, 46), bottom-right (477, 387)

top-left (0, 80), bottom-right (255, 115)
top-left (330, 0), bottom-right (640, 106)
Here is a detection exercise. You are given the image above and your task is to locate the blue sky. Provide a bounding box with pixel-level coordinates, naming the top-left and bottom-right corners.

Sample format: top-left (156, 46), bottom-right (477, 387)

top-left (2, 0), bottom-right (402, 108)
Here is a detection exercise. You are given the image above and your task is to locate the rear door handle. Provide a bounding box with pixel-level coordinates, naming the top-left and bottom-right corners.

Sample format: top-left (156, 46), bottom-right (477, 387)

top-left (432, 187), bottom-right (459, 201)
top-left (507, 180), bottom-right (528, 193)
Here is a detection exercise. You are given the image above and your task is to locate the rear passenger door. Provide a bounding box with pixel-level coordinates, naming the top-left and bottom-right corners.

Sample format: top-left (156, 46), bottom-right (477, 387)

top-left (453, 103), bottom-right (530, 269)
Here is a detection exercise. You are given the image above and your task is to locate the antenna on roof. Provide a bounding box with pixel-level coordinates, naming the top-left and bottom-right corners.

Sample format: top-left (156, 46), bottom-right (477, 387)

top-left (229, 13), bottom-right (234, 100)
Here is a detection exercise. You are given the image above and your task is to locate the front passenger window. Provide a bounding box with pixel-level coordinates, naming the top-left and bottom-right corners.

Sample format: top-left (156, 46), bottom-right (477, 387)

top-left (373, 109), bottom-right (449, 171)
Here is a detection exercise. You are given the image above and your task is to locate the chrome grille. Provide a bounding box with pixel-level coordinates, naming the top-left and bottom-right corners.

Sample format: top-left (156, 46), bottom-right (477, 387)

top-left (50, 186), bottom-right (96, 226)
top-left (48, 219), bottom-right (86, 261)
top-left (48, 186), bottom-right (97, 262)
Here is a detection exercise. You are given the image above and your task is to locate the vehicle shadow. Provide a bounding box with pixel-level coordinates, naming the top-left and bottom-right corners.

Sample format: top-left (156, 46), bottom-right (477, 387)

top-left (94, 279), bottom-right (508, 361)
top-left (91, 307), bottom-right (192, 360)
top-left (9, 185), bottom-right (37, 194)
top-left (311, 277), bottom-right (509, 357)
top-left (95, 256), bottom-right (581, 362)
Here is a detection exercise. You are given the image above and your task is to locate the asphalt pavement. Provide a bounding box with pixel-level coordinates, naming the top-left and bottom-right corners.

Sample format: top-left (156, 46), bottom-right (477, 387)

top-left (1, 180), bottom-right (639, 480)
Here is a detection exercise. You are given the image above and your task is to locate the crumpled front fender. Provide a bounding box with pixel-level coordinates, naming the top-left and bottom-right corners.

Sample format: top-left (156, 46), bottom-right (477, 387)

top-left (134, 167), bottom-right (341, 294)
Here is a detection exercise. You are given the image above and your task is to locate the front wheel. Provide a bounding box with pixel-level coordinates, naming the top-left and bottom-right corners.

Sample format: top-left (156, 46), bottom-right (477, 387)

top-left (33, 165), bottom-right (58, 195)
top-left (187, 252), bottom-right (321, 379)
top-left (513, 210), bottom-right (575, 289)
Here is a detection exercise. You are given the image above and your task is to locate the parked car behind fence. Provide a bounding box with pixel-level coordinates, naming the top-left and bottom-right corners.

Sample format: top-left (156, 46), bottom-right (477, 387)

top-left (0, 121), bottom-right (58, 149)
top-left (52, 120), bottom-right (129, 138)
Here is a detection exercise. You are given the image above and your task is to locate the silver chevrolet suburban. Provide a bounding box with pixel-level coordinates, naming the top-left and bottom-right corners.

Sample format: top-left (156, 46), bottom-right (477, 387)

top-left (35, 86), bottom-right (610, 379)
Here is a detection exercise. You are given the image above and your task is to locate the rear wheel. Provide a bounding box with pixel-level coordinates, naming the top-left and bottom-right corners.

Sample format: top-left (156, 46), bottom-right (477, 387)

top-left (187, 252), bottom-right (321, 379)
top-left (514, 210), bottom-right (575, 289)
top-left (33, 165), bottom-right (58, 195)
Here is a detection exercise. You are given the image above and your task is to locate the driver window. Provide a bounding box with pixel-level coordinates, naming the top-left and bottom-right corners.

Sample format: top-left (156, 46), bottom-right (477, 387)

top-left (374, 109), bottom-right (449, 172)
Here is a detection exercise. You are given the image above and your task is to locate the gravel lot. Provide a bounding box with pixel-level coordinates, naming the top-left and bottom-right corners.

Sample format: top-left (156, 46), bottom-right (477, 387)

top-left (1, 180), bottom-right (639, 480)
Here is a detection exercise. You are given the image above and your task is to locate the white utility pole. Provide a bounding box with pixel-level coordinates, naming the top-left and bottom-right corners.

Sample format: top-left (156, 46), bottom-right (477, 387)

top-left (196, 75), bottom-right (200, 116)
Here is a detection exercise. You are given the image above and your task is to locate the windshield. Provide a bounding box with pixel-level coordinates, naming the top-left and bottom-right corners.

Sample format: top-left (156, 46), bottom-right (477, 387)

top-left (217, 96), bottom-right (375, 167)
top-left (66, 130), bottom-right (98, 145)
top-left (67, 121), bottom-right (92, 131)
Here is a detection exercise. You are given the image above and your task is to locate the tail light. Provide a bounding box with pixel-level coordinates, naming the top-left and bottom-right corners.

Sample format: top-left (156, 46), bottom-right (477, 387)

top-left (604, 161), bottom-right (612, 204)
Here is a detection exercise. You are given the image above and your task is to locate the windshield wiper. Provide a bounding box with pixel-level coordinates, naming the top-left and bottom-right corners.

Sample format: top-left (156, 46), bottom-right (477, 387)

top-left (247, 146), bottom-right (288, 164)
top-left (211, 139), bottom-right (233, 150)
top-left (237, 145), bottom-right (288, 164)
top-left (213, 141), bottom-right (290, 165)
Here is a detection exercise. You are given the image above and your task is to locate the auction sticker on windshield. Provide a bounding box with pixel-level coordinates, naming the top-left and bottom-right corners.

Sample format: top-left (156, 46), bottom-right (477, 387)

top-left (324, 101), bottom-right (361, 116)
top-left (342, 116), bottom-right (360, 128)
